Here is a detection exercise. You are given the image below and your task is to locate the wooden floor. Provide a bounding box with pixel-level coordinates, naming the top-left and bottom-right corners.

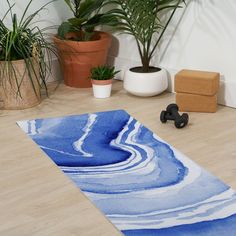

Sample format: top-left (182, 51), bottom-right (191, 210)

top-left (0, 80), bottom-right (236, 236)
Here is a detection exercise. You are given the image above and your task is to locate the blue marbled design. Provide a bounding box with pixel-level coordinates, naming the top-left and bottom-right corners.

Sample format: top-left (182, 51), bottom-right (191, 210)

top-left (17, 110), bottom-right (236, 235)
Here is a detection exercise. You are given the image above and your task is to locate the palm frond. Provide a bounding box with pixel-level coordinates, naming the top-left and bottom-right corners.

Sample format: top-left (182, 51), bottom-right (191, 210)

top-left (111, 0), bottom-right (185, 72)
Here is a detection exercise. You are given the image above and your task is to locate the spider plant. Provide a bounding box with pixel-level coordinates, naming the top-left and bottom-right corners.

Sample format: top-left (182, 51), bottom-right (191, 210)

top-left (58, 0), bottom-right (118, 41)
top-left (0, 0), bottom-right (57, 98)
top-left (110, 0), bottom-right (186, 72)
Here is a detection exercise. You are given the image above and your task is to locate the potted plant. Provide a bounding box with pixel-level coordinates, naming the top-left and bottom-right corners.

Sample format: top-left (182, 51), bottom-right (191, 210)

top-left (0, 0), bottom-right (56, 110)
top-left (111, 0), bottom-right (186, 96)
top-left (53, 0), bottom-right (118, 88)
top-left (90, 65), bottom-right (119, 98)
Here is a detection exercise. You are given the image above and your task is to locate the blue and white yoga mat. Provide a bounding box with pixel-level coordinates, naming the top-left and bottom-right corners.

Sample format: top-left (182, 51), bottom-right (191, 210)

top-left (17, 110), bottom-right (236, 235)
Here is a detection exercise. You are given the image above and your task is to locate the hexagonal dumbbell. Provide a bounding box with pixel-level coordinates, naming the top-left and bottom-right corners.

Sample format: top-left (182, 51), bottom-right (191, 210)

top-left (160, 104), bottom-right (189, 129)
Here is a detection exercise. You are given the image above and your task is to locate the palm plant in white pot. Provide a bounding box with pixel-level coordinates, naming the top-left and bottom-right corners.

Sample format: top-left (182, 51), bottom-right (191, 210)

top-left (110, 0), bottom-right (186, 96)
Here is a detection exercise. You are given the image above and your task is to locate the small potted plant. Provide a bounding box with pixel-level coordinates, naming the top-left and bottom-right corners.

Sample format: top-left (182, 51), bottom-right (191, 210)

top-left (53, 0), bottom-right (118, 88)
top-left (0, 0), bottom-right (56, 109)
top-left (90, 66), bottom-right (119, 98)
top-left (111, 0), bottom-right (186, 96)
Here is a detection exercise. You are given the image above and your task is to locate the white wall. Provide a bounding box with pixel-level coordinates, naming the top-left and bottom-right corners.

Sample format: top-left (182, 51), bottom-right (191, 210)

top-left (0, 0), bottom-right (72, 82)
top-left (108, 0), bottom-right (236, 108)
top-left (1, 0), bottom-right (73, 31)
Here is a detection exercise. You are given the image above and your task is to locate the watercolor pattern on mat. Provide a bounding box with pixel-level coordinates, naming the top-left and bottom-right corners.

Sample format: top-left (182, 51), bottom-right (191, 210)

top-left (17, 110), bottom-right (236, 236)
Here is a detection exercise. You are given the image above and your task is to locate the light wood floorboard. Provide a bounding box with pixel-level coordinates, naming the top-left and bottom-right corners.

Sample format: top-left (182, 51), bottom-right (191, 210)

top-left (0, 80), bottom-right (236, 235)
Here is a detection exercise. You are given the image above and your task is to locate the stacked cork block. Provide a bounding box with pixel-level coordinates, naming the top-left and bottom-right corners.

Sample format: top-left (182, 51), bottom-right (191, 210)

top-left (175, 70), bottom-right (220, 113)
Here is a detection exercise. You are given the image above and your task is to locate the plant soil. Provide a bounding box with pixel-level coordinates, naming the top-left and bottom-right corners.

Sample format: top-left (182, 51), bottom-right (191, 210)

top-left (130, 67), bottom-right (161, 73)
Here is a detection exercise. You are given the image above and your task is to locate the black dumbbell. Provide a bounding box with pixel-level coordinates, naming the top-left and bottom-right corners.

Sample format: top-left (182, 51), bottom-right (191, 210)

top-left (160, 104), bottom-right (189, 129)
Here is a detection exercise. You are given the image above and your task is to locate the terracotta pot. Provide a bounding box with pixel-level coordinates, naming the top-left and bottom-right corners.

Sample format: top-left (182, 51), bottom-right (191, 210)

top-left (53, 31), bottom-right (112, 88)
top-left (91, 79), bottom-right (112, 98)
top-left (91, 79), bottom-right (112, 85)
top-left (0, 59), bottom-right (41, 110)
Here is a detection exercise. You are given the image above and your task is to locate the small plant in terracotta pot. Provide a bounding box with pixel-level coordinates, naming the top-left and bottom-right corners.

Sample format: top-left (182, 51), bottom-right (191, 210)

top-left (54, 0), bottom-right (118, 88)
top-left (90, 66), bottom-right (119, 98)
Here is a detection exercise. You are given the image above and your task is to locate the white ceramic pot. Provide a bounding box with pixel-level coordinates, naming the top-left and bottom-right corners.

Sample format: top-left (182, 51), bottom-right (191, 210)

top-left (124, 67), bottom-right (168, 97)
top-left (92, 79), bottom-right (112, 98)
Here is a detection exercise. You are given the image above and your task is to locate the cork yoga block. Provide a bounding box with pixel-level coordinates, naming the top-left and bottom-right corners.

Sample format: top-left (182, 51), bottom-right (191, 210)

top-left (176, 93), bottom-right (217, 113)
top-left (175, 70), bottom-right (220, 96)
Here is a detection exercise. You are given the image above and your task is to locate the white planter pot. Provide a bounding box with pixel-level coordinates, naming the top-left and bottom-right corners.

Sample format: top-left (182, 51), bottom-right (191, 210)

top-left (92, 79), bottom-right (112, 98)
top-left (124, 67), bottom-right (168, 97)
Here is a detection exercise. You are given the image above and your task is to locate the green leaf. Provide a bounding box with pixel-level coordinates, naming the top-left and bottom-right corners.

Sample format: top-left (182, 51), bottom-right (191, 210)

top-left (78, 0), bottom-right (103, 18)
top-left (0, 0), bottom-right (57, 98)
top-left (58, 0), bottom-right (119, 41)
top-left (68, 17), bottom-right (87, 27)
top-left (64, 0), bottom-right (76, 16)
top-left (90, 66), bottom-right (120, 80)
top-left (111, 0), bottom-right (185, 71)
top-left (57, 22), bottom-right (73, 39)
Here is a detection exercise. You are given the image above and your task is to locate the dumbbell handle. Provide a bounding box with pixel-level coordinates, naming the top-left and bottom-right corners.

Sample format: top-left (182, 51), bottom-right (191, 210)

top-left (164, 113), bottom-right (176, 120)
top-left (171, 108), bottom-right (182, 118)
top-left (166, 108), bottom-right (182, 120)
